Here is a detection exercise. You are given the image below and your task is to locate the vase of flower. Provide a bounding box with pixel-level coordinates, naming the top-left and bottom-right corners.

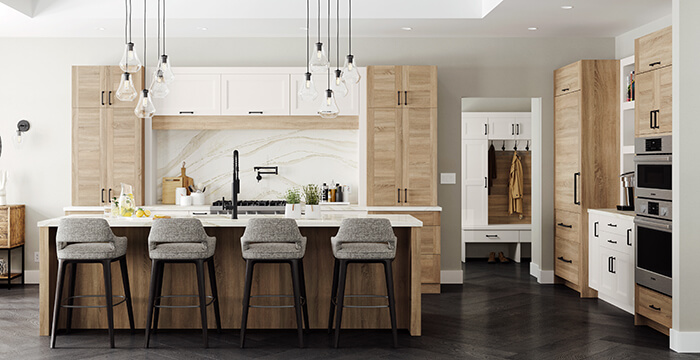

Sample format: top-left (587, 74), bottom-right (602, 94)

top-left (303, 184), bottom-right (322, 219)
top-left (284, 188), bottom-right (302, 219)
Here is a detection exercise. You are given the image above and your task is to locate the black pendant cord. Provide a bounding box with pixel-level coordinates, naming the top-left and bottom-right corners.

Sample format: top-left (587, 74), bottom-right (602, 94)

top-left (143, 0), bottom-right (147, 86)
top-left (163, 0), bottom-right (166, 55)
top-left (348, 0), bottom-right (351, 55)
top-left (327, 0), bottom-right (331, 90)
top-left (124, 0), bottom-right (128, 45)
top-left (157, 0), bottom-right (161, 60)
top-left (317, 0), bottom-right (321, 44)
top-left (128, 0), bottom-right (132, 43)
top-left (336, 0), bottom-right (339, 71)
top-left (306, 0), bottom-right (309, 73)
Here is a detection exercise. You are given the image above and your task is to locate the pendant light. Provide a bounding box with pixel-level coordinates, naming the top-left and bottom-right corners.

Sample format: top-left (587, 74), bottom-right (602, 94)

top-left (156, 0), bottom-right (174, 84)
top-left (309, 0), bottom-right (329, 73)
top-left (135, 0), bottom-right (156, 118)
top-left (318, 0), bottom-right (339, 118)
top-left (150, 0), bottom-right (170, 98)
top-left (341, 0), bottom-right (361, 84)
top-left (331, 0), bottom-right (348, 97)
top-left (116, 0), bottom-right (138, 101)
top-left (119, 0), bottom-right (142, 73)
top-left (299, 0), bottom-right (318, 101)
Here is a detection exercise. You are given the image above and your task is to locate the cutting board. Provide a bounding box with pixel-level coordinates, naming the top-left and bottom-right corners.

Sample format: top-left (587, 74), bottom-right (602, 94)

top-left (181, 162), bottom-right (194, 195)
top-left (162, 177), bottom-right (183, 204)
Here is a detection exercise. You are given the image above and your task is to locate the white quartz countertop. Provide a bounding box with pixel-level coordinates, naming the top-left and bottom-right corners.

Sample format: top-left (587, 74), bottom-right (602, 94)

top-left (63, 205), bottom-right (443, 212)
top-left (39, 213), bottom-right (423, 228)
top-left (462, 224), bottom-right (532, 231)
top-left (588, 208), bottom-right (636, 220)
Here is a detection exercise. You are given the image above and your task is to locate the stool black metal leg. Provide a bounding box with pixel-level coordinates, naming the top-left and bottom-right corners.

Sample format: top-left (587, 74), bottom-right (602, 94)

top-left (102, 260), bottom-right (115, 348)
top-left (333, 260), bottom-right (348, 348)
top-left (119, 257), bottom-right (136, 332)
top-left (50, 259), bottom-right (67, 349)
top-left (298, 259), bottom-right (310, 333)
top-left (144, 260), bottom-right (159, 348)
top-left (328, 258), bottom-right (339, 334)
top-left (240, 259), bottom-right (254, 348)
top-left (384, 260), bottom-right (398, 348)
top-left (290, 260), bottom-right (305, 348)
top-left (195, 259), bottom-right (209, 348)
top-left (152, 261), bottom-right (165, 333)
top-left (65, 263), bottom-right (77, 334)
top-left (21, 245), bottom-right (25, 285)
top-left (7, 247), bottom-right (11, 289)
top-left (207, 257), bottom-right (222, 333)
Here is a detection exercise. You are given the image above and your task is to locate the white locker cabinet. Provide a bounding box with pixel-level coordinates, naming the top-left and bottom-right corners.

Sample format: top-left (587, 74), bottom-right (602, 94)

top-left (461, 140), bottom-right (488, 226)
top-left (462, 115), bottom-right (488, 140)
top-left (514, 116), bottom-right (532, 140)
top-left (154, 73), bottom-right (222, 115)
top-left (488, 117), bottom-right (517, 140)
top-left (290, 74), bottom-right (360, 116)
top-left (221, 74), bottom-right (290, 116)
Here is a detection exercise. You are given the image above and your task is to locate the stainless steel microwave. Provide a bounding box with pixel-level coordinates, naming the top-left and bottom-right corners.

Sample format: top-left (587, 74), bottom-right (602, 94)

top-left (634, 136), bottom-right (672, 200)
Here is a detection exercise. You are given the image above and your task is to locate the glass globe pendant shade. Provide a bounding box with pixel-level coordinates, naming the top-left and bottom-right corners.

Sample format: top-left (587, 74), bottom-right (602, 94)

top-left (134, 89), bottom-right (156, 118)
top-left (341, 54), bottom-right (361, 84)
top-left (299, 72), bottom-right (319, 101)
top-left (318, 89), bottom-right (339, 119)
top-left (149, 69), bottom-right (170, 98)
top-left (332, 69), bottom-right (348, 97)
top-left (116, 72), bottom-right (138, 101)
top-left (157, 54), bottom-right (175, 84)
top-left (119, 42), bottom-right (143, 73)
top-left (309, 42), bottom-right (329, 73)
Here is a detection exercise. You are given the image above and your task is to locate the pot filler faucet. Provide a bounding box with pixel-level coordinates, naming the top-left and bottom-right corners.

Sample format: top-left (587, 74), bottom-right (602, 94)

top-left (232, 150), bottom-right (240, 219)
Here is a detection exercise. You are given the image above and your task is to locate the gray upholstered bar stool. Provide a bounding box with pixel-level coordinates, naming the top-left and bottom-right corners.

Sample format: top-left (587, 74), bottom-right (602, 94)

top-left (144, 218), bottom-right (221, 348)
top-left (327, 218), bottom-right (398, 348)
top-left (50, 218), bottom-right (135, 349)
top-left (240, 218), bottom-right (309, 348)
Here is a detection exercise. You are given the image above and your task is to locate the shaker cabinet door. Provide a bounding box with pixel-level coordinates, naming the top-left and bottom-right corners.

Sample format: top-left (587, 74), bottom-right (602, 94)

top-left (72, 107), bottom-right (106, 205)
top-left (221, 74), bottom-right (290, 116)
top-left (367, 108), bottom-right (403, 206)
top-left (367, 66), bottom-right (401, 108)
top-left (403, 107), bottom-right (437, 206)
top-left (554, 92), bottom-right (581, 213)
top-left (462, 140), bottom-right (488, 226)
top-left (290, 73), bottom-right (360, 116)
top-left (153, 73), bottom-right (222, 115)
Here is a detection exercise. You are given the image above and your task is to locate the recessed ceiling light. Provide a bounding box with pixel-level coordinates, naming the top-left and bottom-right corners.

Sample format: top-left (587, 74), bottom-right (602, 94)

top-left (401, 27), bottom-right (413, 31)
top-left (528, 27), bottom-right (538, 31)
top-left (561, 5), bottom-right (574, 9)
top-left (97, 27), bottom-right (105, 31)
top-left (197, 27), bottom-right (208, 31)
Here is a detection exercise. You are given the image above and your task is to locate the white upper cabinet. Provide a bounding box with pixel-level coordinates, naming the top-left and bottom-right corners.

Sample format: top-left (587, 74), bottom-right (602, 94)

top-left (221, 74), bottom-right (290, 116)
top-left (514, 116), bottom-right (532, 140)
top-left (290, 74), bottom-right (360, 116)
top-left (153, 73), bottom-right (222, 116)
top-left (462, 112), bottom-right (532, 140)
top-left (462, 115), bottom-right (488, 140)
top-left (488, 117), bottom-right (517, 140)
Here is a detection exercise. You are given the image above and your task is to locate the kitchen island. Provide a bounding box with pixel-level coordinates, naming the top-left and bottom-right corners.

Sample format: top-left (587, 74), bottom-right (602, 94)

top-left (37, 214), bottom-right (423, 336)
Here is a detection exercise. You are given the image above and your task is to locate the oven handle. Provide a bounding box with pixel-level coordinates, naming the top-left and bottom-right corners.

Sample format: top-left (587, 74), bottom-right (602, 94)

top-left (634, 155), bottom-right (672, 163)
top-left (634, 217), bottom-right (672, 232)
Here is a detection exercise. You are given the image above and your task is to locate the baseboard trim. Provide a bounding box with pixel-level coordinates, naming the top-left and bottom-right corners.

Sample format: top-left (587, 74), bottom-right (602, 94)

top-left (530, 262), bottom-right (555, 284)
top-left (441, 270), bottom-right (463, 284)
top-left (671, 329), bottom-right (700, 353)
top-left (25, 270), bottom-right (39, 284)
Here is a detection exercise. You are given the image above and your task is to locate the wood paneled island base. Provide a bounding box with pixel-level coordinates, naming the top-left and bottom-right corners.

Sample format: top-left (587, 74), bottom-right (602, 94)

top-left (39, 216), bottom-right (422, 337)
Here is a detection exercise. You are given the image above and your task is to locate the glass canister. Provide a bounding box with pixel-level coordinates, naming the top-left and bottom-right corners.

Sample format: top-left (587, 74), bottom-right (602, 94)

top-left (119, 183), bottom-right (135, 217)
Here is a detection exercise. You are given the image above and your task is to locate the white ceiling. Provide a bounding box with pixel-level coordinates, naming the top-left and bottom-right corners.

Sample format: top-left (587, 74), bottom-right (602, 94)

top-left (0, 0), bottom-right (671, 38)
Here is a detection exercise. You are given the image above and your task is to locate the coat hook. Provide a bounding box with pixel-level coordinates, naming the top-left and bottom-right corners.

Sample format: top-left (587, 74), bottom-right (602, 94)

top-left (526, 140), bottom-right (530, 151)
top-left (501, 141), bottom-right (506, 151)
top-left (514, 140), bottom-right (518, 151)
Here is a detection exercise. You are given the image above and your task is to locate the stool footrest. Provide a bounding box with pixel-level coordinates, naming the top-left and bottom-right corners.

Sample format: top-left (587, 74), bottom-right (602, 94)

top-left (60, 294), bottom-right (127, 309)
top-left (154, 294), bottom-right (216, 309)
top-left (248, 294), bottom-right (306, 309)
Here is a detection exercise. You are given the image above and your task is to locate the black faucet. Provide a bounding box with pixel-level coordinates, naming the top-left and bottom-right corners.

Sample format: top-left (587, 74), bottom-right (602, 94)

top-left (232, 150), bottom-right (240, 219)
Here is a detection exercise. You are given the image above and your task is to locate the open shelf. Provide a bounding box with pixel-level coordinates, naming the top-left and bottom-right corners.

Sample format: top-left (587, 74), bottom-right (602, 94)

top-left (622, 101), bottom-right (635, 111)
top-left (0, 273), bottom-right (22, 280)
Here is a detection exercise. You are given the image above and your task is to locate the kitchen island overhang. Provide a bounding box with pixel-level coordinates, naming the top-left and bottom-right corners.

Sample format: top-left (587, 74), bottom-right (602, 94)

top-left (37, 214), bottom-right (423, 336)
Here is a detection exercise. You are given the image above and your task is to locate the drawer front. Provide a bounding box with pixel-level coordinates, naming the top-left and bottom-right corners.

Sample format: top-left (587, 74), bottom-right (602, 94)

top-left (598, 231), bottom-right (630, 254)
top-left (555, 237), bottom-right (580, 285)
top-left (599, 218), bottom-right (633, 238)
top-left (555, 210), bottom-right (581, 243)
top-left (636, 285), bottom-right (672, 328)
top-left (465, 230), bottom-right (519, 243)
top-left (554, 62), bottom-right (581, 96)
top-left (421, 254), bottom-right (441, 284)
top-left (420, 226), bottom-right (440, 255)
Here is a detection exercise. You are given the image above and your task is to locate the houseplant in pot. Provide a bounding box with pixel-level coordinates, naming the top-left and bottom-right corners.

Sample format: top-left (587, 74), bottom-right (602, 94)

top-left (303, 184), bottom-right (322, 219)
top-left (284, 188), bottom-right (302, 219)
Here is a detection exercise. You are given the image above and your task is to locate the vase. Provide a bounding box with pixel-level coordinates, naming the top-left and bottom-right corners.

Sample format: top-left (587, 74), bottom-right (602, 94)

top-left (304, 204), bottom-right (321, 219)
top-left (285, 204), bottom-right (301, 219)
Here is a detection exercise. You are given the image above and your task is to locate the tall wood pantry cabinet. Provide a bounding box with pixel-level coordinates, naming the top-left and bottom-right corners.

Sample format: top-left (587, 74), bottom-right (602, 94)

top-left (635, 26), bottom-right (672, 137)
top-left (367, 65), bottom-right (441, 294)
top-left (553, 60), bottom-right (619, 298)
top-left (72, 66), bottom-right (145, 206)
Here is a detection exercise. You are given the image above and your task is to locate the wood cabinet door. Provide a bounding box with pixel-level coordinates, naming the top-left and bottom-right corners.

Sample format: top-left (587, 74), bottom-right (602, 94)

top-left (367, 66), bottom-right (401, 108)
top-left (72, 66), bottom-right (106, 108)
top-left (656, 66), bottom-right (672, 135)
top-left (635, 70), bottom-right (656, 137)
top-left (554, 92), bottom-right (582, 213)
top-left (367, 108), bottom-right (402, 206)
top-left (635, 26), bottom-right (672, 75)
top-left (221, 74), bottom-right (290, 115)
top-left (106, 66), bottom-right (144, 109)
top-left (402, 66), bottom-right (437, 108)
top-left (554, 62), bottom-right (580, 96)
top-left (72, 107), bottom-right (106, 205)
top-left (402, 107), bottom-right (437, 206)
top-left (105, 107), bottom-right (144, 205)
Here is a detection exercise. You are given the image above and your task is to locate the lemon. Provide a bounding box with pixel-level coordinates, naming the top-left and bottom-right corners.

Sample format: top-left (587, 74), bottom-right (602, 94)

top-left (144, 209), bottom-right (151, 217)
top-left (136, 209), bottom-right (144, 218)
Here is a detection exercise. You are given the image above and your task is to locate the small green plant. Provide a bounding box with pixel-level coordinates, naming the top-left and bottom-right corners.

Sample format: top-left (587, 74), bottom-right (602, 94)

top-left (302, 184), bottom-right (322, 205)
top-left (285, 188), bottom-right (301, 204)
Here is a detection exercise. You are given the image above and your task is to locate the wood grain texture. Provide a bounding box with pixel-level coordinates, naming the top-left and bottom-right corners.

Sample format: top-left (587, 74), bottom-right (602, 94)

top-left (635, 70), bottom-right (656, 137)
top-left (39, 227), bottom-right (57, 336)
top-left (656, 65), bottom-right (672, 135)
top-left (554, 210), bottom-right (581, 244)
top-left (105, 107), bottom-right (144, 206)
top-left (39, 226), bottom-right (422, 336)
top-left (72, 66), bottom-right (105, 108)
top-left (554, 237), bottom-right (580, 286)
top-left (554, 91), bottom-right (582, 214)
top-left (635, 284), bottom-right (672, 334)
top-left (0, 205), bottom-right (24, 248)
top-left (635, 26), bottom-right (672, 75)
top-left (487, 151), bottom-right (531, 224)
top-left (161, 177), bottom-right (183, 205)
top-left (402, 66), bottom-right (438, 108)
top-left (402, 107), bottom-right (438, 206)
top-left (420, 254), bottom-right (440, 284)
top-left (106, 66), bottom-right (143, 109)
top-left (367, 66), bottom-right (401, 108)
top-left (367, 108), bottom-right (403, 206)
top-left (71, 107), bottom-right (105, 206)
top-left (554, 62), bottom-right (581, 96)
top-left (151, 115), bottom-right (360, 130)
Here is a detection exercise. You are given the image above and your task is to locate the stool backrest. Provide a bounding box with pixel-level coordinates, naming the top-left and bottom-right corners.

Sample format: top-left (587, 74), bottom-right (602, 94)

top-left (241, 218), bottom-right (304, 249)
top-left (333, 218), bottom-right (397, 248)
top-left (148, 218), bottom-right (209, 250)
top-left (56, 218), bottom-right (115, 250)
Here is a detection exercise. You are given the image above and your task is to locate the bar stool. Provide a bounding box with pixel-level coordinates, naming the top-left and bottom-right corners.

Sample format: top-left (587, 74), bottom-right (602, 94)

top-left (144, 218), bottom-right (221, 348)
top-left (240, 218), bottom-right (309, 348)
top-left (50, 218), bottom-right (135, 349)
top-left (327, 218), bottom-right (398, 348)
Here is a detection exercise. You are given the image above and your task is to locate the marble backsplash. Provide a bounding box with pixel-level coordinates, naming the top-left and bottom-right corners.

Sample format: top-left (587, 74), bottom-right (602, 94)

top-left (156, 129), bottom-right (359, 204)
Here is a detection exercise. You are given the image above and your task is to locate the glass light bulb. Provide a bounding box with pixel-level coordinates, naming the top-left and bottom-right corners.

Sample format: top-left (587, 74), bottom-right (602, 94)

top-left (332, 69), bottom-right (348, 97)
top-left (309, 42), bottom-right (329, 73)
top-left (149, 69), bottom-right (170, 98)
top-left (157, 54), bottom-right (175, 84)
top-left (134, 89), bottom-right (156, 118)
top-left (14, 131), bottom-right (22, 145)
top-left (318, 89), bottom-right (339, 119)
top-left (299, 72), bottom-right (319, 101)
top-left (119, 42), bottom-right (142, 73)
top-left (341, 54), bottom-right (361, 84)
top-left (116, 72), bottom-right (138, 101)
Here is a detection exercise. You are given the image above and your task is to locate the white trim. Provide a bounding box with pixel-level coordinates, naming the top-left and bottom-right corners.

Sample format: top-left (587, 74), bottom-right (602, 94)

top-left (441, 270), bottom-right (463, 284)
top-left (671, 329), bottom-right (700, 353)
top-left (24, 270), bottom-right (39, 284)
top-left (530, 262), bottom-right (555, 284)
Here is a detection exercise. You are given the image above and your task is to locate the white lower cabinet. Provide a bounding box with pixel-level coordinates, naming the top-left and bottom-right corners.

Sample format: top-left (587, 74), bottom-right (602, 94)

top-left (461, 228), bottom-right (531, 263)
top-left (588, 209), bottom-right (635, 314)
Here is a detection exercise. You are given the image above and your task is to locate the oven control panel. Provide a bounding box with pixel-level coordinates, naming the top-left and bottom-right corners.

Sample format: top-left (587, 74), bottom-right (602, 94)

top-left (636, 198), bottom-right (672, 220)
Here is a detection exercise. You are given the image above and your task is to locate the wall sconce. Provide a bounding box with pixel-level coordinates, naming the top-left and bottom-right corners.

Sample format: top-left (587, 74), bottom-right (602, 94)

top-left (14, 120), bottom-right (30, 145)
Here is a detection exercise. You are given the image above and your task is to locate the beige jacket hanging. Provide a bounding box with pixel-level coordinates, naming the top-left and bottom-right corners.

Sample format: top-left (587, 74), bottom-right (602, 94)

top-left (509, 152), bottom-right (524, 216)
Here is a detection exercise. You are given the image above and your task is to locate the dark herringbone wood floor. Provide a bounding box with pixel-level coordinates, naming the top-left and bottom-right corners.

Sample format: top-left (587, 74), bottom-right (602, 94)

top-left (1, 261), bottom-right (697, 359)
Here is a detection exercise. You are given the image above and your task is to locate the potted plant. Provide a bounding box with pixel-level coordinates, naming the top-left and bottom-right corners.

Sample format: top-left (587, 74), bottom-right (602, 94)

top-left (284, 188), bottom-right (302, 219)
top-left (303, 184), bottom-right (322, 219)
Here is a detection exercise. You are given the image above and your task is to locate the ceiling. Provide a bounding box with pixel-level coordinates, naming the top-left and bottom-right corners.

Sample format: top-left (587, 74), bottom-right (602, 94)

top-left (0, 0), bottom-right (671, 38)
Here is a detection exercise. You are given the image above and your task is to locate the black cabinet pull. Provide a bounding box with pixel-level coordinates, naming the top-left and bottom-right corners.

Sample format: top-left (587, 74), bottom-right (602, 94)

top-left (108, 91), bottom-right (112, 105)
top-left (649, 304), bottom-right (661, 311)
top-left (404, 188), bottom-right (408, 203)
top-left (649, 61), bottom-right (661, 67)
top-left (179, 111), bottom-right (195, 114)
top-left (485, 235), bottom-right (498, 238)
top-left (108, 189), bottom-right (112, 203)
top-left (608, 256), bottom-right (612, 272)
top-left (654, 110), bottom-right (660, 129)
top-left (248, 111), bottom-right (264, 114)
top-left (398, 91), bottom-right (401, 106)
top-left (484, 123), bottom-right (488, 135)
top-left (557, 256), bottom-right (572, 264)
top-left (397, 188), bottom-right (401, 204)
top-left (484, 177), bottom-right (488, 188)
top-left (192, 212), bottom-right (209, 215)
top-left (611, 257), bottom-right (616, 274)
top-left (594, 222), bottom-right (599, 237)
top-left (607, 239), bottom-right (617, 244)
top-left (404, 91), bottom-right (408, 106)
top-left (627, 229), bottom-right (632, 246)
top-left (562, 88), bottom-right (569, 92)
top-left (101, 91), bottom-right (105, 106)
top-left (511, 124), bottom-right (515, 135)
top-left (557, 223), bottom-right (573, 229)
top-left (516, 123), bottom-right (520, 135)
top-left (650, 111), bottom-right (654, 129)
top-left (607, 223), bottom-right (617, 228)
top-left (101, 189), bottom-right (105, 203)
top-left (574, 172), bottom-right (580, 205)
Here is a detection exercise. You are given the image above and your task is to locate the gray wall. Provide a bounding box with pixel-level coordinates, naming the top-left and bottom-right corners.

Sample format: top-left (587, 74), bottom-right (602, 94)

top-left (615, 14), bottom-right (671, 59)
top-left (0, 36), bottom-right (615, 274)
